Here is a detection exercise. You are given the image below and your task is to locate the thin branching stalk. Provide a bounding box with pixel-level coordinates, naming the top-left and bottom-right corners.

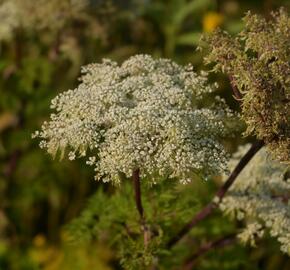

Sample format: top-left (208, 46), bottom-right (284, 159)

top-left (181, 234), bottom-right (236, 270)
top-left (167, 140), bottom-right (264, 248)
top-left (228, 75), bottom-right (243, 100)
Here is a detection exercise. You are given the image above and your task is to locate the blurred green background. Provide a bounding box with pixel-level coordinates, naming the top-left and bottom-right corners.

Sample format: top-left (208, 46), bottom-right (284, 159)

top-left (0, 0), bottom-right (289, 269)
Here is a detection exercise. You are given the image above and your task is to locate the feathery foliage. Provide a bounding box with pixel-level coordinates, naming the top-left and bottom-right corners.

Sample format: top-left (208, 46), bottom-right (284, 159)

top-left (1, 2), bottom-right (287, 269)
top-left (67, 179), bottom-right (238, 269)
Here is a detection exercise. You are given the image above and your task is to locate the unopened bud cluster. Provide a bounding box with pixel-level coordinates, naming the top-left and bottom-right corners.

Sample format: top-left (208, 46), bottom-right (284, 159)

top-left (203, 8), bottom-right (290, 163)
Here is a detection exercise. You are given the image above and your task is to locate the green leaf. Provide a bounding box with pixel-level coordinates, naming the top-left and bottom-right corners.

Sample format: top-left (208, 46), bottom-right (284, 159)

top-left (176, 32), bottom-right (201, 45)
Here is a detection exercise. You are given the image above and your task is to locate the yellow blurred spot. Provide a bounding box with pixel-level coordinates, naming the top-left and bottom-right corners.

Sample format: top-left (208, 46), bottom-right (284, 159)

top-left (203, 12), bottom-right (224, 33)
top-left (0, 112), bottom-right (18, 132)
top-left (33, 234), bottom-right (46, 247)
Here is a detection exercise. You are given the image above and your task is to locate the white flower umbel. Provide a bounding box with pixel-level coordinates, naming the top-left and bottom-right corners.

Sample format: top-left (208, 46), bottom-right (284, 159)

top-left (0, 0), bottom-right (87, 40)
top-left (219, 145), bottom-right (290, 254)
top-left (34, 54), bottom-right (233, 184)
top-left (0, 1), bottom-right (19, 41)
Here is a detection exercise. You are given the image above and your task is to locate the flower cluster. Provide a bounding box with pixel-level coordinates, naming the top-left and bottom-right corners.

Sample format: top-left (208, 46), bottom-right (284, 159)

top-left (0, 0), bottom-right (87, 40)
top-left (203, 8), bottom-right (290, 163)
top-left (0, 0), bottom-right (18, 41)
top-left (218, 145), bottom-right (290, 254)
top-left (34, 54), bottom-right (234, 184)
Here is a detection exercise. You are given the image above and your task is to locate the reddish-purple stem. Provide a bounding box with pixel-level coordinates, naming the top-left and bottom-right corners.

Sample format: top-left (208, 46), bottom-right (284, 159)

top-left (167, 140), bottom-right (264, 248)
top-left (132, 169), bottom-right (151, 246)
top-left (228, 75), bottom-right (243, 100)
top-left (181, 234), bottom-right (236, 270)
top-left (133, 168), bottom-right (144, 219)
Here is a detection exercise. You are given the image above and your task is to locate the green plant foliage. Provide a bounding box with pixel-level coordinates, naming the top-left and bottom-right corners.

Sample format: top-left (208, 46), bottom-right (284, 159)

top-left (0, 1), bottom-right (290, 269)
top-left (67, 179), bottom-right (240, 269)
